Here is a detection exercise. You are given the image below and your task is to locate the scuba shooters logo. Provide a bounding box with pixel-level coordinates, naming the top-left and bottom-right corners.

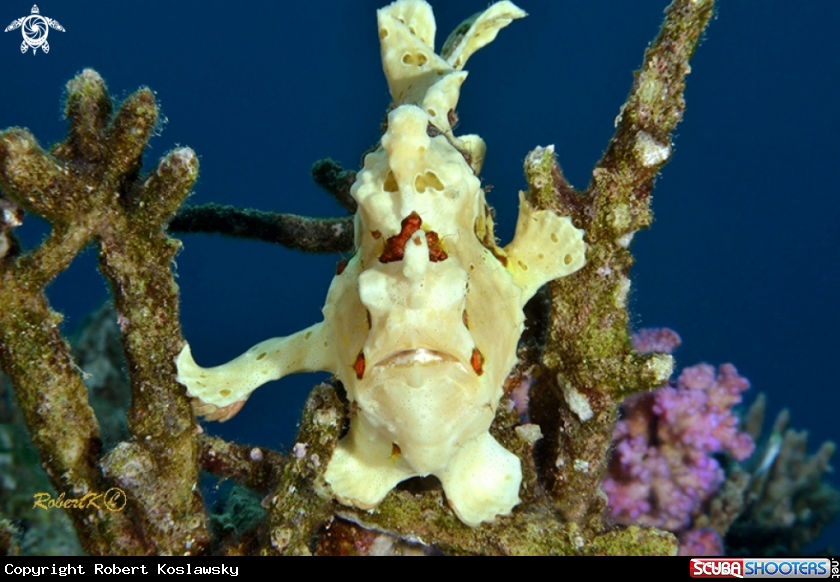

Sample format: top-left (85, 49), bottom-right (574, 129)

top-left (4, 4), bottom-right (65, 54)
top-left (690, 558), bottom-right (834, 579)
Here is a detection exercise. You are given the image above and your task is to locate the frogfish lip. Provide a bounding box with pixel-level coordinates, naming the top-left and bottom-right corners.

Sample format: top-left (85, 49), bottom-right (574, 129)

top-left (375, 348), bottom-right (461, 368)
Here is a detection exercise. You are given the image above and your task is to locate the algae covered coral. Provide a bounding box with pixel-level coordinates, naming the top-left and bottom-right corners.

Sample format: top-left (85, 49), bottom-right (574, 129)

top-left (0, 0), bottom-right (836, 551)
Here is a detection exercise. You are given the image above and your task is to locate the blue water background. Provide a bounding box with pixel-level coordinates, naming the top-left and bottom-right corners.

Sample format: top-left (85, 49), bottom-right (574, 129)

top-left (2, 1), bottom-right (837, 552)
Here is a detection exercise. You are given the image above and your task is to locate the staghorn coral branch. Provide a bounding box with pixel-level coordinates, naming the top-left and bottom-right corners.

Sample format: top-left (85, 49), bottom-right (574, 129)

top-left (0, 282), bottom-right (145, 555)
top-left (310, 158), bottom-right (358, 214)
top-left (594, 0), bottom-right (711, 218)
top-left (0, 197), bottom-right (22, 262)
top-left (166, 157), bottom-right (359, 254)
top-left (0, 69), bottom-right (209, 555)
top-left (198, 435), bottom-right (286, 494)
top-left (1, 129), bottom-right (90, 223)
top-left (102, 89), bottom-right (157, 176)
top-left (13, 222), bottom-right (91, 289)
top-left (55, 68), bottom-right (113, 163)
top-left (169, 203), bottom-right (354, 254)
top-left (525, 0), bottom-right (714, 525)
top-left (96, 146), bottom-right (208, 553)
top-left (167, 157), bottom-right (359, 254)
top-left (0, 131), bottom-right (146, 555)
top-left (264, 384), bottom-right (344, 555)
top-left (338, 498), bottom-right (676, 556)
top-left (724, 401), bottom-right (839, 554)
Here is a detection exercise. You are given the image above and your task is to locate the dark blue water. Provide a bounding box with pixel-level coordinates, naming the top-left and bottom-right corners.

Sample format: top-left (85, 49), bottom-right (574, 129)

top-left (2, 1), bottom-right (837, 553)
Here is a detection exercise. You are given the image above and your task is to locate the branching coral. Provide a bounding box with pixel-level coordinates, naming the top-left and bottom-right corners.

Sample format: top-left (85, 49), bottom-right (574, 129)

top-left (522, 0), bottom-right (713, 524)
top-left (0, 0), bottom-right (729, 555)
top-left (0, 70), bottom-right (207, 554)
top-left (725, 396), bottom-right (839, 555)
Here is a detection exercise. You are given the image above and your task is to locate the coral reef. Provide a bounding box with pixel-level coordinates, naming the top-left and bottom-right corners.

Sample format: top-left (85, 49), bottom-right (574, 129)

top-left (0, 304), bottom-right (127, 555)
top-left (725, 396), bottom-right (839, 555)
top-left (603, 363), bottom-right (755, 528)
top-left (4, 0), bottom-right (831, 556)
top-left (0, 69), bottom-right (206, 555)
top-left (603, 330), bottom-right (838, 556)
top-left (604, 329), bottom-right (754, 554)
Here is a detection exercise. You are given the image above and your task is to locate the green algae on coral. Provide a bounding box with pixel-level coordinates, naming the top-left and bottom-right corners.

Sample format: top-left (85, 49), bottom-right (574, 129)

top-left (0, 69), bottom-right (207, 555)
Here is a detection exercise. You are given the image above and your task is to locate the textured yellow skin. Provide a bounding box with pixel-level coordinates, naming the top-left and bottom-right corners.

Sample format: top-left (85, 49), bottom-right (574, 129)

top-left (176, 0), bottom-right (586, 526)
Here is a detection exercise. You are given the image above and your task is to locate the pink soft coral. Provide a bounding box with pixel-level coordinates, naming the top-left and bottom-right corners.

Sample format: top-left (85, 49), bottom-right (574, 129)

top-left (602, 330), bottom-right (755, 538)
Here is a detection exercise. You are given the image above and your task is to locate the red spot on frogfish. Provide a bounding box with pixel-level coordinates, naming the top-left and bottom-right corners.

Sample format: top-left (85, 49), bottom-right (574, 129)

top-left (379, 211), bottom-right (448, 263)
top-left (336, 257), bottom-right (350, 275)
top-left (353, 351), bottom-right (366, 380)
top-left (470, 348), bottom-right (484, 376)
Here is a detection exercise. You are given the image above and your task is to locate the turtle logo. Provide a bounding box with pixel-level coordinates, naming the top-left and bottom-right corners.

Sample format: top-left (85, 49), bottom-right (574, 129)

top-left (5, 5), bottom-right (64, 55)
